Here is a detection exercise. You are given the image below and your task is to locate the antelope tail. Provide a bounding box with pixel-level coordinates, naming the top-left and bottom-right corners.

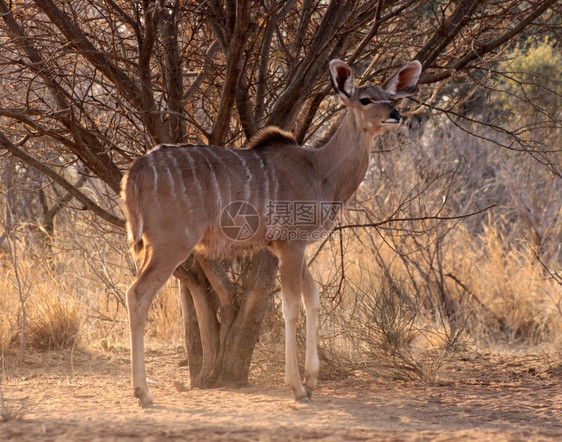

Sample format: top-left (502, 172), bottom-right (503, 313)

top-left (121, 172), bottom-right (144, 259)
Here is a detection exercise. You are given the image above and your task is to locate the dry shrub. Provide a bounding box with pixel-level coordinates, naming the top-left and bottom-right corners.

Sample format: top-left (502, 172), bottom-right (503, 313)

top-left (453, 223), bottom-right (562, 345)
top-left (310, 213), bottom-right (560, 381)
top-left (0, 232), bottom-right (83, 353)
top-left (145, 281), bottom-right (183, 346)
top-left (311, 232), bottom-right (469, 381)
top-left (26, 296), bottom-right (81, 351)
top-left (0, 391), bottom-right (29, 422)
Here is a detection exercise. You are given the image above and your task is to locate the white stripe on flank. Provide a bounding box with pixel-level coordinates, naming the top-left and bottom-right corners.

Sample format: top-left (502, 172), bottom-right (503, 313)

top-left (166, 150), bottom-right (187, 194)
top-left (223, 152), bottom-right (232, 206)
top-left (147, 154), bottom-right (160, 209)
top-left (179, 149), bottom-right (203, 203)
top-left (253, 150), bottom-right (269, 211)
top-left (166, 149), bottom-right (189, 206)
top-left (227, 149), bottom-right (251, 203)
top-left (262, 156), bottom-right (273, 210)
top-left (162, 151), bottom-right (176, 202)
top-left (239, 150), bottom-right (253, 182)
top-left (198, 148), bottom-right (223, 213)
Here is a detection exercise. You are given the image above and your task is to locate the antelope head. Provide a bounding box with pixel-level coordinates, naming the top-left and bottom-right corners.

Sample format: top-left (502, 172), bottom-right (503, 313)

top-left (329, 59), bottom-right (422, 135)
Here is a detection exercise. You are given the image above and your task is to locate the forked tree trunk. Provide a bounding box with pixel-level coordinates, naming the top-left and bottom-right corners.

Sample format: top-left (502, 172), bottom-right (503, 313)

top-left (178, 250), bottom-right (278, 388)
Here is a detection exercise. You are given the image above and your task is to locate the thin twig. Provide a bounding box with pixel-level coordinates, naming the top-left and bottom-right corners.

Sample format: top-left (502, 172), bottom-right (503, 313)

top-left (333, 204), bottom-right (496, 232)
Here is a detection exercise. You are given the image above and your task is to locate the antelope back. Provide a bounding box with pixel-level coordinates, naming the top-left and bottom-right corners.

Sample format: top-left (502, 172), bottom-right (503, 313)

top-left (121, 134), bottom-right (337, 258)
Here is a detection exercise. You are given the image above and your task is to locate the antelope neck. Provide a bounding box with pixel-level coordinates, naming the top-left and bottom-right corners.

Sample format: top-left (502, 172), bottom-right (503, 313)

top-left (316, 110), bottom-right (373, 203)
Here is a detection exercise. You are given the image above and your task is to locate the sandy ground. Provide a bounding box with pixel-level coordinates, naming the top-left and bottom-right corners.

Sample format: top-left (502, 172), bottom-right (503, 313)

top-left (1, 348), bottom-right (561, 441)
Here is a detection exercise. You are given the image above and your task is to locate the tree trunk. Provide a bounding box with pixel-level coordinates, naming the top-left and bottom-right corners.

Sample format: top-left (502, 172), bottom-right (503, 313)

top-left (178, 250), bottom-right (278, 389)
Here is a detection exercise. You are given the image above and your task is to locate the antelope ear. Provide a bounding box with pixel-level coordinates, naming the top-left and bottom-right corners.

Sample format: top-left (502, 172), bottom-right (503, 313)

top-left (384, 60), bottom-right (422, 99)
top-left (329, 60), bottom-right (355, 104)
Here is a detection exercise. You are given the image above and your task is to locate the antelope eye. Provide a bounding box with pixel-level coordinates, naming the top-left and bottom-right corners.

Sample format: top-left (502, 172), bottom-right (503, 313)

top-left (359, 98), bottom-right (371, 105)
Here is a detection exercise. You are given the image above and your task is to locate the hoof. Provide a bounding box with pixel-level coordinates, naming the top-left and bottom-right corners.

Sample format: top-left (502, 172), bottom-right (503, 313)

top-left (304, 385), bottom-right (313, 400)
top-left (296, 395), bottom-right (311, 404)
top-left (134, 387), bottom-right (154, 409)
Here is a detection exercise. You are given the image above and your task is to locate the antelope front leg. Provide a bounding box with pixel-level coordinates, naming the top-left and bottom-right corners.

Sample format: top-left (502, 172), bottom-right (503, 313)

top-left (282, 291), bottom-right (309, 402)
top-left (277, 244), bottom-right (309, 402)
top-left (302, 265), bottom-right (320, 398)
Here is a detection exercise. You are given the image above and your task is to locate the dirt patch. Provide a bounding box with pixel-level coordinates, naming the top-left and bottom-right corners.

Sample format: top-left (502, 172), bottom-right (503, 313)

top-left (2, 349), bottom-right (561, 441)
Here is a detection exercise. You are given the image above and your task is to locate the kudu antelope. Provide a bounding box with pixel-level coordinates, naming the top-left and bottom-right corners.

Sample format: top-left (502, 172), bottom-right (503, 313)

top-left (121, 59), bottom-right (422, 407)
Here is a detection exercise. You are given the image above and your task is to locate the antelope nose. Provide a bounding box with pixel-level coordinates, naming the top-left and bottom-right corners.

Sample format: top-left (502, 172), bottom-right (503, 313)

top-left (388, 109), bottom-right (401, 123)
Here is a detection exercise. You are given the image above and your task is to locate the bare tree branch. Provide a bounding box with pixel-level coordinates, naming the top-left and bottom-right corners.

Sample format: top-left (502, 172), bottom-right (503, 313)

top-left (421, 0), bottom-right (557, 83)
top-left (334, 204), bottom-right (497, 232)
top-left (415, 0), bottom-right (483, 67)
top-left (210, 0), bottom-right (251, 145)
top-left (0, 131), bottom-right (125, 229)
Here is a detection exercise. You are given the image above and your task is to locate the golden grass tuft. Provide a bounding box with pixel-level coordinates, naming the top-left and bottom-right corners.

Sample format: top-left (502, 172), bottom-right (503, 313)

top-left (453, 223), bottom-right (562, 346)
top-left (0, 392), bottom-right (29, 422)
top-left (26, 296), bottom-right (81, 351)
top-left (0, 240), bottom-right (83, 353)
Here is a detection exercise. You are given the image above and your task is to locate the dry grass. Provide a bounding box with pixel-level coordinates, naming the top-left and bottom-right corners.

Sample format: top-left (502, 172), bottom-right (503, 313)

top-left (307, 211), bottom-right (561, 382)
top-left (0, 391), bottom-right (29, 422)
top-left (454, 223), bottom-right (562, 346)
top-left (0, 254), bottom-right (81, 353)
top-left (0, 220), bottom-right (182, 358)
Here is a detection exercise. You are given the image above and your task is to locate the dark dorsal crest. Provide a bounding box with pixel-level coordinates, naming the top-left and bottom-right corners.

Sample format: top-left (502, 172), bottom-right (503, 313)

top-left (246, 127), bottom-right (298, 149)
